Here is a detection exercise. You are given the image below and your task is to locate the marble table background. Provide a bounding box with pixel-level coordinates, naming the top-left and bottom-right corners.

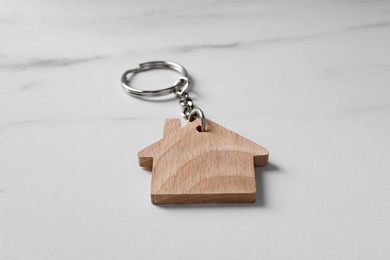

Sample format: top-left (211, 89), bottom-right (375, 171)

top-left (1, 0), bottom-right (390, 259)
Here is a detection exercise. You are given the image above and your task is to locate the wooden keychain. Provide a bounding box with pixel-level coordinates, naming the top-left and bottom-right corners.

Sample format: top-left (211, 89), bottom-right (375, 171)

top-left (121, 61), bottom-right (269, 204)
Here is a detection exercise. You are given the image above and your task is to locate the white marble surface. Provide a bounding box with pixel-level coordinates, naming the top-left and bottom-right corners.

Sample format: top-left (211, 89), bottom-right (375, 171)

top-left (1, 0), bottom-right (390, 259)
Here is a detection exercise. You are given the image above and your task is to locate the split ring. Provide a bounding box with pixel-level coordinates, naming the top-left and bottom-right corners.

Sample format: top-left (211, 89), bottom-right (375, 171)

top-left (121, 61), bottom-right (191, 98)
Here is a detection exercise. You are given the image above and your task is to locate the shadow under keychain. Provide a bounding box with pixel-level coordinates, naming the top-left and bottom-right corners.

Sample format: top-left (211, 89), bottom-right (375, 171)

top-left (121, 61), bottom-right (269, 204)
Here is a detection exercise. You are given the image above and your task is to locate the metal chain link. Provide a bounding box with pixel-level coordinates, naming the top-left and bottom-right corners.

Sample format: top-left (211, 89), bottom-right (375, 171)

top-left (174, 77), bottom-right (206, 131)
top-left (179, 92), bottom-right (194, 120)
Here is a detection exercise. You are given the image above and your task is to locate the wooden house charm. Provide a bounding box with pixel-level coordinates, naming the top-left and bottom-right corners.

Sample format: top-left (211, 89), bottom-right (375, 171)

top-left (138, 118), bottom-right (269, 204)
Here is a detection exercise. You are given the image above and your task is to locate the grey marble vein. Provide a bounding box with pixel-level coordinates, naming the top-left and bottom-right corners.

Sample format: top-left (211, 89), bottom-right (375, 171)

top-left (347, 21), bottom-right (390, 31)
top-left (18, 82), bottom-right (42, 91)
top-left (0, 117), bottom-right (140, 132)
top-left (175, 42), bottom-right (241, 53)
top-left (0, 119), bottom-right (46, 132)
top-left (174, 35), bottom-right (318, 53)
top-left (0, 56), bottom-right (106, 71)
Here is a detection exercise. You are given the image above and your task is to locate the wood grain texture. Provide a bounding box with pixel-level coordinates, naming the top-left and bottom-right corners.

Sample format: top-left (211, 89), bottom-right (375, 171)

top-left (138, 118), bottom-right (269, 204)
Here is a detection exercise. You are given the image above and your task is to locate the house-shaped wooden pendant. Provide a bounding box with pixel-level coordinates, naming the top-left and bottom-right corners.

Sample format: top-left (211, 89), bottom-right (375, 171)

top-left (138, 118), bottom-right (269, 204)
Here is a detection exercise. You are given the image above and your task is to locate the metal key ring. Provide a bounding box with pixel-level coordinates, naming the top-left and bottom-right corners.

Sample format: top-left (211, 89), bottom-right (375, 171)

top-left (121, 61), bottom-right (206, 132)
top-left (121, 61), bottom-right (191, 98)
